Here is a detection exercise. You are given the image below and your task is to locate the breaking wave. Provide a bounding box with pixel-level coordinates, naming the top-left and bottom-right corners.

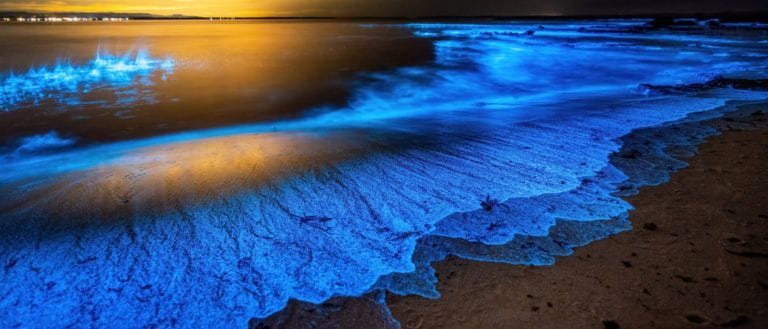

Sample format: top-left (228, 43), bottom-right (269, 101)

top-left (1, 20), bottom-right (768, 328)
top-left (0, 47), bottom-right (175, 111)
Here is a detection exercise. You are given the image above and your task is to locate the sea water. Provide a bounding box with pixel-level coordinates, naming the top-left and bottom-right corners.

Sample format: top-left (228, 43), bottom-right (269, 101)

top-left (0, 19), bottom-right (767, 327)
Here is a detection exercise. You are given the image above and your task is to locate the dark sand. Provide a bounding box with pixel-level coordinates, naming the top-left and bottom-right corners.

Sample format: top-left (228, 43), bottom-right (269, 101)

top-left (387, 113), bottom-right (768, 328)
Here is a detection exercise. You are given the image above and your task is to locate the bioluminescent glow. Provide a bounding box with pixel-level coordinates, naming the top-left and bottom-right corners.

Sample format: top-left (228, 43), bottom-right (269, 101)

top-left (0, 48), bottom-right (175, 111)
top-left (1, 21), bottom-right (768, 328)
top-left (12, 131), bottom-right (75, 154)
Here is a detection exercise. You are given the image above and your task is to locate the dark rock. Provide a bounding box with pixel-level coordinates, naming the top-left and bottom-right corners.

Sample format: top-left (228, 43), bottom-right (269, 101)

top-left (642, 222), bottom-right (658, 231)
top-left (602, 320), bottom-right (620, 329)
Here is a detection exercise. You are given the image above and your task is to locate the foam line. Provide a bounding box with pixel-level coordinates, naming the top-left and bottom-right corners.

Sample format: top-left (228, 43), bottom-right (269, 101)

top-left (1, 21), bottom-right (768, 328)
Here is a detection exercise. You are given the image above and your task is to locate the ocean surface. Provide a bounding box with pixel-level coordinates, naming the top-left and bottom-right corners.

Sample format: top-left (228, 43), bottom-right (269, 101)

top-left (1, 19), bottom-right (767, 328)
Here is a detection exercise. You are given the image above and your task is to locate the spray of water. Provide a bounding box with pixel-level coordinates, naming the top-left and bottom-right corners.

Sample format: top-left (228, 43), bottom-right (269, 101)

top-left (0, 47), bottom-right (175, 111)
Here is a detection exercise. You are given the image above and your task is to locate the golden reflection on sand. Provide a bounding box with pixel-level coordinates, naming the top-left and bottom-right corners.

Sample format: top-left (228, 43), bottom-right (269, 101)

top-left (13, 132), bottom-right (367, 218)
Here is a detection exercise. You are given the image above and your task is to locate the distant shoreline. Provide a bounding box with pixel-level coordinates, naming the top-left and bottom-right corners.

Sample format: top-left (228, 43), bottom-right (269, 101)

top-left (1, 12), bottom-right (767, 22)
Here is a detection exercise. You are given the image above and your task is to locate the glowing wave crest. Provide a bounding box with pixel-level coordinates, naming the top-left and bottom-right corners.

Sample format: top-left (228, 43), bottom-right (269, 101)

top-left (2, 22), bottom-right (768, 328)
top-left (0, 48), bottom-right (175, 111)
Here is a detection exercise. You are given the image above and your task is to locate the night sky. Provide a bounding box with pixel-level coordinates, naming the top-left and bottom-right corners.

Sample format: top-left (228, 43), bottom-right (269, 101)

top-left (0, 0), bottom-right (765, 17)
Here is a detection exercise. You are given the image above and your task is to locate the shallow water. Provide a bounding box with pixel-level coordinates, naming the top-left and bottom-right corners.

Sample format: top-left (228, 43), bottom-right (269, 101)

top-left (1, 20), bottom-right (767, 328)
top-left (0, 20), bottom-right (433, 144)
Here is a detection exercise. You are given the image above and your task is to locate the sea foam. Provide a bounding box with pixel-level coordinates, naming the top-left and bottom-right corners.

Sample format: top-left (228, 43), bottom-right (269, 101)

top-left (1, 21), bottom-right (767, 328)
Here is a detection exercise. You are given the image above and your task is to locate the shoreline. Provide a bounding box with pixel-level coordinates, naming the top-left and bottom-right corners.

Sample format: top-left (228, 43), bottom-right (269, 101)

top-left (1, 20), bottom-right (766, 328)
top-left (387, 104), bottom-right (768, 328)
top-left (252, 101), bottom-right (768, 328)
top-left (3, 14), bottom-right (768, 21)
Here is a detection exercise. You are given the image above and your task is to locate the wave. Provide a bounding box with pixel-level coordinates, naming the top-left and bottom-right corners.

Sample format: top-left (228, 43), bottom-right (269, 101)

top-left (0, 47), bottom-right (175, 111)
top-left (1, 21), bottom-right (768, 328)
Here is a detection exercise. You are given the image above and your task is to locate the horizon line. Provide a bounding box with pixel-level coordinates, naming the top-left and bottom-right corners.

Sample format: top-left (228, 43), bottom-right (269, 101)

top-left (1, 10), bottom-right (768, 20)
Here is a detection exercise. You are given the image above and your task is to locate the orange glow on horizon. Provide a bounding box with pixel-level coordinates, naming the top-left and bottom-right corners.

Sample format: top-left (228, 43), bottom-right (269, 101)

top-left (0, 1), bottom-right (328, 17)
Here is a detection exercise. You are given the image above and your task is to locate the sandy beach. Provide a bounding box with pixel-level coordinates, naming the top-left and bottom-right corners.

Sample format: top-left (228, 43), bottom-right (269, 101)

top-left (3, 19), bottom-right (767, 327)
top-left (387, 109), bottom-right (768, 328)
top-left (252, 104), bottom-right (768, 329)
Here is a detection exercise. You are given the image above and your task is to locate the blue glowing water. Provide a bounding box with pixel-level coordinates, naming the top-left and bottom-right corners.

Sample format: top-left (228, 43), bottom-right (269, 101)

top-left (0, 48), bottom-right (174, 111)
top-left (1, 20), bottom-right (767, 328)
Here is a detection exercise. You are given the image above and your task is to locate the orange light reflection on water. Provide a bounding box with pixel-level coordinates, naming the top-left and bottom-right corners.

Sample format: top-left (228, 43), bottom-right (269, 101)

top-left (9, 132), bottom-right (369, 219)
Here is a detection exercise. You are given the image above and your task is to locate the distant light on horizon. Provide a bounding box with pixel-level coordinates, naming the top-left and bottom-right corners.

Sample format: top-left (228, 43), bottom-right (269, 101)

top-left (6, 16), bottom-right (130, 22)
top-left (0, 0), bottom-right (766, 18)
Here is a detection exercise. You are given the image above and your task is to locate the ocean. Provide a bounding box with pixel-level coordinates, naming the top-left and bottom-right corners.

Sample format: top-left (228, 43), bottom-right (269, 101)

top-left (1, 19), bottom-right (767, 327)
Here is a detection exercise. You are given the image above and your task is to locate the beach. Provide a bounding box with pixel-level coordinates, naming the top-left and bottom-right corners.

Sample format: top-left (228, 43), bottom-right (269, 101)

top-left (386, 108), bottom-right (768, 328)
top-left (252, 104), bottom-right (767, 329)
top-left (2, 20), bottom-right (767, 327)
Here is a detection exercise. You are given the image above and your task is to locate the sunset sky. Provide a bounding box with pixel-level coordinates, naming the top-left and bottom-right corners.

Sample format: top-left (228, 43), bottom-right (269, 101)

top-left (0, 0), bottom-right (766, 17)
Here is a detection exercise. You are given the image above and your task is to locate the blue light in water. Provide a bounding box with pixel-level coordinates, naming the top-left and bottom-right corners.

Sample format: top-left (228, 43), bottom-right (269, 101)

top-left (1, 22), bottom-right (768, 328)
top-left (13, 131), bottom-right (75, 155)
top-left (0, 48), bottom-right (175, 111)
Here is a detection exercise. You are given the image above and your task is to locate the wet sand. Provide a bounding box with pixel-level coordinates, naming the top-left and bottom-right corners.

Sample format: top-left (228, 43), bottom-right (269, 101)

top-left (387, 111), bottom-right (768, 328)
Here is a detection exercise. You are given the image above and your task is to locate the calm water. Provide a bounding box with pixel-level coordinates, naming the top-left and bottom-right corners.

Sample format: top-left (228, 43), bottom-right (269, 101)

top-left (0, 21), bottom-right (433, 144)
top-left (1, 20), bottom-right (767, 328)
